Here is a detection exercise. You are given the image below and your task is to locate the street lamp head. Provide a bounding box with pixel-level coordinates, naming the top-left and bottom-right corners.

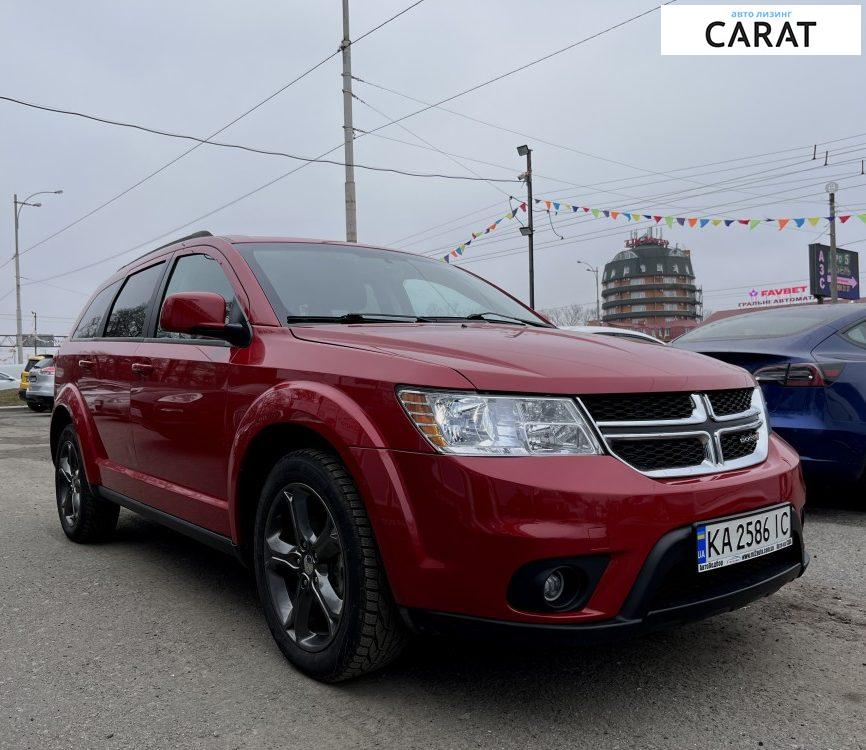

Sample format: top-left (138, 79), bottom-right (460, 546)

top-left (32, 202), bottom-right (42, 208)
top-left (516, 144), bottom-right (530, 157)
top-left (54, 190), bottom-right (63, 195)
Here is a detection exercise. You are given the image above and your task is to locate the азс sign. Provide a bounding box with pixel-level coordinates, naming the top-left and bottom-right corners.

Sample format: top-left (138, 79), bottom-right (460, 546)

top-left (809, 243), bottom-right (860, 301)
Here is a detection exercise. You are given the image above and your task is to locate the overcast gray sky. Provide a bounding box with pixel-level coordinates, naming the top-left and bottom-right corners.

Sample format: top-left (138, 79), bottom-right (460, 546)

top-left (3, 0), bottom-right (866, 344)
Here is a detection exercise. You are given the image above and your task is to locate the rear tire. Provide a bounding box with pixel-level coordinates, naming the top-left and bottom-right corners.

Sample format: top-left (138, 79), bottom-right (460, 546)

top-left (27, 400), bottom-right (46, 412)
top-left (55, 425), bottom-right (119, 542)
top-left (253, 449), bottom-right (408, 682)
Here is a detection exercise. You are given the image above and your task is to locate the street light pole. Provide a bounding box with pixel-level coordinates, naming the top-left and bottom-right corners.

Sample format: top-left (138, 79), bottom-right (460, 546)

top-left (31, 310), bottom-right (37, 356)
top-left (11, 190), bottom-right (62, 364)
top-left (577, 261), bottom-right (600, 321)
top-left (13, 194), bottom-right (22, 365)
top-left (517, 145), bottom-right (534, 308)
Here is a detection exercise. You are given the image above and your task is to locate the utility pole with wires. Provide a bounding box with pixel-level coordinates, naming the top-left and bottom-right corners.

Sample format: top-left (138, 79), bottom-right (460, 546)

top-left (341, 0), bottom-right (358, 242)
top-left (517, 145), bottom-right (534, 308)
top-left (826, 182), bottom-right (838, 303)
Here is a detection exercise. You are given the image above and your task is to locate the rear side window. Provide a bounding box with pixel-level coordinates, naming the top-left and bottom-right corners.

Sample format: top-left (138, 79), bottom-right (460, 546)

top-left (33, 357), bottom-right (55, 369)
top-left (843, 320), bottom-right (866, 346)
top-left (73, 282), bottom-right (120, 339)
top-left (104, 263), bottom-right (165, 339)
top-left (157, 254), bottom-right (236, 339)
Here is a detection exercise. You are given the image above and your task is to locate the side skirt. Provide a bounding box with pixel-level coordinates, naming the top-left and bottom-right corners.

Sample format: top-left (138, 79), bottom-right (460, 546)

top-left (94, 485), bottom-right (242, 561)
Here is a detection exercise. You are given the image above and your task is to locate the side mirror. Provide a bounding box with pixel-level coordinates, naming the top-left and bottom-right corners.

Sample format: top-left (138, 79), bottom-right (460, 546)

top-left (160, 292), bottom-right (250, 346)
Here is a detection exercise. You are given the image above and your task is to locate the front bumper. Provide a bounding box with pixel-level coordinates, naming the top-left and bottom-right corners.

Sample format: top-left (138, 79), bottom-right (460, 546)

top-left (406, 523), bottom-right (808, 641)
top-left (353, 433), bottom-right (806, 627)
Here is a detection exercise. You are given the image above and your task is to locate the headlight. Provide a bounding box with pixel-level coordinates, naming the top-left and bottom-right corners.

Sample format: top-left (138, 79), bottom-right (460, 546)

top-left (397, 389), bottom-right (602, 456)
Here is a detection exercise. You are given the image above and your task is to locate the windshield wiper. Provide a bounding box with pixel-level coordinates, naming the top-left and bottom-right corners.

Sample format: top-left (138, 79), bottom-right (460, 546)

top-left (462, 312), bottom-right (551, 328)
top-left (286, 313), bottom-right (420, 324)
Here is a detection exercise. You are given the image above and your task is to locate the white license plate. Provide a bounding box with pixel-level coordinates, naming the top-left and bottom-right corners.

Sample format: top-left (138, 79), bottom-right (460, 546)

top-left (696, 504), bottom-right (792, 572)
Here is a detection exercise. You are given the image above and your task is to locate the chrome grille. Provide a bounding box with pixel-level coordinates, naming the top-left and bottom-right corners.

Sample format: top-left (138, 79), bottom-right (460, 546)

top-left (578, 387), bottom-right (767, 478)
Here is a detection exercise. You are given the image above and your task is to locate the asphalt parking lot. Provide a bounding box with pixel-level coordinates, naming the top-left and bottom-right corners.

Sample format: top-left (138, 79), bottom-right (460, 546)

top-left (1, 406), bottom-right (864, 750)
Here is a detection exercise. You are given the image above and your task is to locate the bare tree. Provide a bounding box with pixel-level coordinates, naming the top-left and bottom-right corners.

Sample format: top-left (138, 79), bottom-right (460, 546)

top-left (540, 303), bottom-right (594, 327)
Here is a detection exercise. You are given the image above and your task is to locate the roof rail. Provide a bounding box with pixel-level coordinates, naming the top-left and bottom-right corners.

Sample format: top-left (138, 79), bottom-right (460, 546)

top-left (118, 230), bottom-right (214, 270)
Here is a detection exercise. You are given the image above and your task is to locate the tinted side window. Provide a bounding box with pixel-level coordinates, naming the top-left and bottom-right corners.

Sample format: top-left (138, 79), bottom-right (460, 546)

top-left (104, 263), bottom-right (165, 338)
top-left (157, 254), bottom-right (237, 339)
top-left (73, 282), bottom-right (120, 339)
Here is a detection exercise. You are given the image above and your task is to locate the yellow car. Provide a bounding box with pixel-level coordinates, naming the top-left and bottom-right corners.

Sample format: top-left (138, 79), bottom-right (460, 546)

top-left (18, 354), bottom-right (46, 401)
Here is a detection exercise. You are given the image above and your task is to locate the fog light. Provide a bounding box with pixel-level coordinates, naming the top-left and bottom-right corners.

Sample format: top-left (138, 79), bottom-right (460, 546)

top-left (543, 570), bottom-right (566, 602)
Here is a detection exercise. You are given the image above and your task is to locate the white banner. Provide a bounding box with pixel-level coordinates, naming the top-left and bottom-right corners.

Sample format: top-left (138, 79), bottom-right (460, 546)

top-left (661, 5), bottom-right (861, 55)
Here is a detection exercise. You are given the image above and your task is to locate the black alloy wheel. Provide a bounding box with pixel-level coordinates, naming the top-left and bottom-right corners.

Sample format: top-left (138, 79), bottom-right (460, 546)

top-left (54, 424), bottom-right (119, 542)
top-left (263, 483), bottom-right (346, 652)
top-left (254, 449), bottom-right (407, 681)
top-left (56, 439), bottom-right (83, 529)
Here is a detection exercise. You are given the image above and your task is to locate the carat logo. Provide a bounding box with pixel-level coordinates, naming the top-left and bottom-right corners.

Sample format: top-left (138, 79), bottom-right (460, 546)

top-left (661, 5), bottom-right (862, 56)
top-left (749, 289), bottom-right (759, 298)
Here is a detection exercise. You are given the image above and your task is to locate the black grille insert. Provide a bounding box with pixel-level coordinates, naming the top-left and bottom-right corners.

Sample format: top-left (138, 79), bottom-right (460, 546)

top-left (610, 437), bottom-right (706, 472)
top-left (707, 388), bottom-right (753, 417)
top-left (720, 428), bottom-right (759, 461)
top-left (582, 392), bottom-right (694, 422)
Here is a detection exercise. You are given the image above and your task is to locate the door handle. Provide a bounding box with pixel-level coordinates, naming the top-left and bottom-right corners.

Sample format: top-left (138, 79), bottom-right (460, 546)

top-left (131, 362), bottom-right (153, 376)
top-left (78, 359), bottom-right (95, 369)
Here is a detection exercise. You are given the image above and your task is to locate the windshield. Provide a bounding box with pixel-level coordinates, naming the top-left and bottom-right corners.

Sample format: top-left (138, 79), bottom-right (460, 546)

top-left (236, 243), bottom-right (547, 325)
top-left (677, 305), bottom-right (864, 342)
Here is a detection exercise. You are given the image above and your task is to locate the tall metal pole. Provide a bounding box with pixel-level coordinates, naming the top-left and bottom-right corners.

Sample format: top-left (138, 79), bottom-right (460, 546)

top-left (517, 146), bottom-right (535, 308)
top-left (341, 0), bottom-right (358, 242)
top-left (13, 194), bottom-right (23, 365)
top-left (829, 190), bottom-right (838, 303)
top-left (31, 311), bottom-right (37, 356)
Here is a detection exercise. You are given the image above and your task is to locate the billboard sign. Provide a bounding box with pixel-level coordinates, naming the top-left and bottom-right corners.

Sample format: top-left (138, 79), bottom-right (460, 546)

top-left (809, 243), bottom-right (860, 300)
top-left (737, 284), bottom-right (815, 308)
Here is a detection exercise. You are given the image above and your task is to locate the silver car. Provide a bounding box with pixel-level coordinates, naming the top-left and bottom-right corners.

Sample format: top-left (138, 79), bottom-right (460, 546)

top-left (25, 356), bottom-right (55, 412)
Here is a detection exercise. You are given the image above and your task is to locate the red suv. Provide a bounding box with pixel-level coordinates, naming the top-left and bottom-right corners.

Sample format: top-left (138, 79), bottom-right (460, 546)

top-left (52, 232), bottom-right (808, 681)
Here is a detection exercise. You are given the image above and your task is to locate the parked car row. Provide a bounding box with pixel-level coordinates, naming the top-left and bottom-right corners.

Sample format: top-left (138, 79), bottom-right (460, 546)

top-left (4, 355), bottom-right (56, 411)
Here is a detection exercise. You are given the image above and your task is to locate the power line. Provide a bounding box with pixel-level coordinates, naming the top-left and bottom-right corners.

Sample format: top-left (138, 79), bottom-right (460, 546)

top-left (417, 149), bottom-right (866, 258)
top-left (394, 140), bottom-right (866, 251)
top-left (14, 0), bottom-right (429, 257)
top-left (20, 3), bottom-right (670, 285)
top-left (348, 2), bottom-right (678, 151)
top-left (0, 95), bottom-right (518, 183)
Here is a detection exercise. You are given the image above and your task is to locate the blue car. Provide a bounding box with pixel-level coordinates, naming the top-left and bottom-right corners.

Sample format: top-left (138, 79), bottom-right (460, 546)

top-left (674, 304), bottom-right (866, 491)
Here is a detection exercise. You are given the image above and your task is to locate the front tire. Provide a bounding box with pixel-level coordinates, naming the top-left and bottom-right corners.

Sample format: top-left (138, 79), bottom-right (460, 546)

top-left (253, 449), bottom-right (408, 682)
top-left (55, 425), bottom-right (119, 542)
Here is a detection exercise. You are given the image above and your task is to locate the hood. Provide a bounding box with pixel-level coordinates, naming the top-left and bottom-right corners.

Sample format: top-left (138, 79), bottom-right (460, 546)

top-left (291, 323), bottom-right (753, 394)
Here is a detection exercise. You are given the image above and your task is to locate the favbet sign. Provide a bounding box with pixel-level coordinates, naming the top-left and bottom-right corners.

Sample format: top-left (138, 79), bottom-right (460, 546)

top-left (738, 284), bottom-right (815, 308)
top-left (661, 5), bottom-right (861, 55)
